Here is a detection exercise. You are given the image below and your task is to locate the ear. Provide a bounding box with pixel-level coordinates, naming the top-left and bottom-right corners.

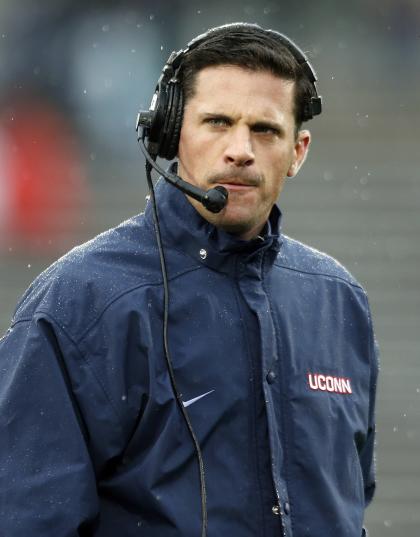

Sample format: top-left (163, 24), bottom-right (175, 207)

top-left (287, 129), bottom-right (311, 177)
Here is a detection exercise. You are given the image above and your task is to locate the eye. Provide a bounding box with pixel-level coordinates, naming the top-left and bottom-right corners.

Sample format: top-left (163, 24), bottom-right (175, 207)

top-left (204, 116), bottom-right (231, 127)
top-left (252, 123), bottom-right (281, 136)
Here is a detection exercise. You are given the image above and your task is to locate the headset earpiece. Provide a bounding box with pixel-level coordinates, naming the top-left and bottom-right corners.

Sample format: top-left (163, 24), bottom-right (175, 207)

top-left (138, 51), bottom-right (184, 159)
top-left (144, 82), bottom-right (169, 157)
top-left (156, 74), bottom-right (183, 160)
top-left (162, 85), bottom-right (183, 161)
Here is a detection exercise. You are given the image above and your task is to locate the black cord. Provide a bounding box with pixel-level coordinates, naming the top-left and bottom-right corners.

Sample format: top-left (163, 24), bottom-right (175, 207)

top-left (145, 162), bottom-right (208, 537)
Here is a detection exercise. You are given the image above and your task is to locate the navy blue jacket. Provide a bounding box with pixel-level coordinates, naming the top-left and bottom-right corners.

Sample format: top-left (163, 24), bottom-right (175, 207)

top-left (0, 179), bottom-right (378, 536)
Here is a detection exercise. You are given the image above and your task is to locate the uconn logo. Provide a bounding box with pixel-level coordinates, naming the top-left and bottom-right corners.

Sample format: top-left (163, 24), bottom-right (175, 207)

top-left (308, 373), bottom-right (352, 395)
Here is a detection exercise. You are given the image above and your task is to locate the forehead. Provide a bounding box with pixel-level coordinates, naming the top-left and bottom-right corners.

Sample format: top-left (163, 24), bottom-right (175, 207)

top-left (188, 65), bottom-right (295, 122)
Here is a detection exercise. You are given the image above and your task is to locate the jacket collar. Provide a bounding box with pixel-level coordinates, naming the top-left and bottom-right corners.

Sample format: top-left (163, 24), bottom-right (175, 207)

top-left (144, 171), bottom-right (282, 276)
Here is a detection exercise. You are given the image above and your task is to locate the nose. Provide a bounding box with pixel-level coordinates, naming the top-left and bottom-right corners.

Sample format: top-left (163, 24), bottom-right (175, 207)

top-left (223, 126), bottom-right (255, 167)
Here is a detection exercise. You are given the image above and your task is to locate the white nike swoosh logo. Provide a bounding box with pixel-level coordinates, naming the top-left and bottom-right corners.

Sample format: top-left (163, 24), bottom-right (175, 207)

top-left (182, 390), bottom-right (215, 408)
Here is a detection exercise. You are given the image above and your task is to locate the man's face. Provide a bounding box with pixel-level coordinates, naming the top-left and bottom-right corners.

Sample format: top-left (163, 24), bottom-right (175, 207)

top-left (178, 65), bottom-right (311, 240)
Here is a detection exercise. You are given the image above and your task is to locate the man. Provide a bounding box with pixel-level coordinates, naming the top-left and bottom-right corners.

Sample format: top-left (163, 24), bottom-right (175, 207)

top-left (0, 23), bottom-right (378, 537)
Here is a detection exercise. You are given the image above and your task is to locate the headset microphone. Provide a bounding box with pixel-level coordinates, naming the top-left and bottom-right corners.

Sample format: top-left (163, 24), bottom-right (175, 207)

top-left (136, 116), bottom-right (228, 214)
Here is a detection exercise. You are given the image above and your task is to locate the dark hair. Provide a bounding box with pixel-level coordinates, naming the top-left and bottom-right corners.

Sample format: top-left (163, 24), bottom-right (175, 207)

top-left (179, 23), bottom-right (316, 134)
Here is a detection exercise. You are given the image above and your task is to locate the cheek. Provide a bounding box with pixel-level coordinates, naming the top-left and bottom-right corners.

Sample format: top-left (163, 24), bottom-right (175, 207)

top-left (258, 157), bottom-right (291, 202)
top-left (259, 150), bottom-right (290, 186)
top-left (178, 130), bottom-right (193, 161)
top-left (178, 137), bottom-right (200, 179)
top-left (273, 144), bottom-right (295, 175)
top-left (179, 128), bottom-right (211, 163)
top-left (264, 177), bottom-right (286, 203)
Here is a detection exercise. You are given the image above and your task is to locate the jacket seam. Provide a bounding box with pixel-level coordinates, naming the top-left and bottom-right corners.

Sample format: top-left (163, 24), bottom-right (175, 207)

top-left (274, 261), bottom-right (364, 290)
top-left (360, 290), bottom-right (379, 507)
top-left (40, 311), bottom-right (124, 423)
top-left (10, 317), bottom-right (33, 329)
top-left (232, 276), bottom-right (267, 537)
top-left (10, 314), bottom-right (123, 425)
top-left (262, 254), bottom-right (295, 535)
top-left (66, 265), bottom-right (203, 345)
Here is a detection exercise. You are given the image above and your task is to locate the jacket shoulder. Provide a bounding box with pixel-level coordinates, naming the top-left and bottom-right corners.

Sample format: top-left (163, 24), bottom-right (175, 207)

top-left (276, 234), bottom-right (362, 289)
top-left (11, 214), bottom-right (160, 337)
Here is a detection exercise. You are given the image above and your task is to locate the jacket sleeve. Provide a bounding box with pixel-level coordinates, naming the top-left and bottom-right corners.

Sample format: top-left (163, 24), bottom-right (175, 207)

top-left (0, 316), bottom-right (99, 536)
top-left (360, 297), bottom-right (380, 509)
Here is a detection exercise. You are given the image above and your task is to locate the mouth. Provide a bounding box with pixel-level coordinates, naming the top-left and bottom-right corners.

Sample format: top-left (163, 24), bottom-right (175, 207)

top-left (209, 170), bottom-right (261, 189)
top-left (215, 176), bottom-right (260, 189)
top-left (218, 182), bottom-right (256, 192)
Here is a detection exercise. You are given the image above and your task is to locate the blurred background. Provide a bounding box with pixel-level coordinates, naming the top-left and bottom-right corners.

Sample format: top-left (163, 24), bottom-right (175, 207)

top-left (0, 0), bottom-right (419, 534)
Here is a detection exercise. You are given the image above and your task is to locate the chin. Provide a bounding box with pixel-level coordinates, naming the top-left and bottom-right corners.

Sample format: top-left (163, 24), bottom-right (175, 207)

top-left (217, 218), bottom-right (255, 237)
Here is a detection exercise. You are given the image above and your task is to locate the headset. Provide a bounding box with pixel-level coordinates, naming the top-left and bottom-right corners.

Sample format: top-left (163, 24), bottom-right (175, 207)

top-left (135, 23), bottom-right (322, 537)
